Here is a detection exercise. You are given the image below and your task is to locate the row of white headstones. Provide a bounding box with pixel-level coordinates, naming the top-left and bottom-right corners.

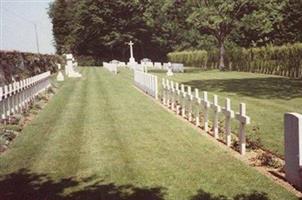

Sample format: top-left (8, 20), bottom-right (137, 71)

top-left (131, 65), bottom-right (302, 190)
top-left (161, 78), bottom-right (251, 155)
top-left (103, 62), bottom-right (119, 74)
top-left (134, 70), bottom-right (158, 99)
top-left (0, 71), bottom-right (51, 120)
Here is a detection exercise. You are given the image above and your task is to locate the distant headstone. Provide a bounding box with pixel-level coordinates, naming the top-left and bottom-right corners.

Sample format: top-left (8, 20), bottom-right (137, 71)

top-left (284, 112), bottom-right (302, 190)
top-left (167, 62), bottom-right (173, 76)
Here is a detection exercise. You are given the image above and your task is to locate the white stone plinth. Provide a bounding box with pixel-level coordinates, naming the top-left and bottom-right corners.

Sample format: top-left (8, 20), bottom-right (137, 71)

top-left (56, 71), bottom-right (64, 81)
top-left (284, 112), bottom-right (302, 190)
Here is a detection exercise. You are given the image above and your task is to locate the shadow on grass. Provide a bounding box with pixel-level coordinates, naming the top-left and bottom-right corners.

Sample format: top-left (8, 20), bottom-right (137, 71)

top-left (0, 169), bottom-right (272, 200)
top-left (0, 169), bottom-right (165, 200)
top-left (191, 189), bottom-right (269, 200)
top-left (182, 77), bottom-right (302, 100)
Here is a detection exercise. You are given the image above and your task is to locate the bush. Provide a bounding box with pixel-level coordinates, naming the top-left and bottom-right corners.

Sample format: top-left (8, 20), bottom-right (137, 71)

top-left (0, 50), bottom-right (63, 85)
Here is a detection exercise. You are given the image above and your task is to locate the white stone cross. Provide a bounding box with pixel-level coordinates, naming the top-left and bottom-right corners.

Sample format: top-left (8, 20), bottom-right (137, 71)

top-left (128, 41), bottom-right (135, 63)
top-left (202, 91), bottom-right (210, 132)
top-left (181, 84), bottom-right (186, 118)
top-left (222, 98), bottom-right (234, 146)
top-left (235, 103), bottom-right (251, 155)
top-left (211, 95), bottom-right (221, 139)
top-left (195, 88), bottom-right (201, 127)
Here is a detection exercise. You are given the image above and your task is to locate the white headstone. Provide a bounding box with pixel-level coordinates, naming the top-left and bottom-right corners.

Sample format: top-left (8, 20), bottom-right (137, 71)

top-left (235, 103), bottom-right (251, 155)
top-left (181, 84), bottom-right (186, 118)
top-left (222, 98), bottom-right (234, 146)
top-left (211, 95), bottom-right (221, 139)
top-left (284, 112), bottom-right (302, 190)
top-left (166, 62), bottom-right (174, 76)
top-left (202, 91), bottom-right (210, 132)
top-left (195, 88), bottom-right (201, 127)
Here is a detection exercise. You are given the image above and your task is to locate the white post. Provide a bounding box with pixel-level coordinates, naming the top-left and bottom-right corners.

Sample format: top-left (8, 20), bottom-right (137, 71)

top-left (222, 98), bottom-right (234, 146)
top-left (202, 91), bottom-right (210, 132)
top-left (235, 103), bottom-right (251, 155)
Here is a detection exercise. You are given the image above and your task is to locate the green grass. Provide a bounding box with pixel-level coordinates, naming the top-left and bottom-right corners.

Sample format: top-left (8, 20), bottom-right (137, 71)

top-left (151, 68), bottom-right (302, 157)
top-left (0, 67), bottom-right (298, 200)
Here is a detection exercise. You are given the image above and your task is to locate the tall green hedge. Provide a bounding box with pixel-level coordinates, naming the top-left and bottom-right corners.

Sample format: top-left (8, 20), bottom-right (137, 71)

top-left (0, 51), bottom-right (63, 85)
top-left (167, 50), bottom-right (208, 68)
top-left (168, 43), bottom-right (302, 78)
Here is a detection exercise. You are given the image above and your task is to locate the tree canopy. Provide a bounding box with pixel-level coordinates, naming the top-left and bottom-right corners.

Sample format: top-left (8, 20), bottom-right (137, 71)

top-left (48, 0), bottom-right (302, 64)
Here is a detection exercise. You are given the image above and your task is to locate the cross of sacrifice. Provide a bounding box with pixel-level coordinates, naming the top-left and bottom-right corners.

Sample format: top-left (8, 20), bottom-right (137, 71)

top-left (211, 95), bottom-right (221, 139)
top-left (187, 86), bottom-right (194, 122)
top-left (128, 40), bottom-right (134, 59)
top-left (222, 98), bottom-right (235, 147)
top-left (202, 91), bottom-right (211, 132)
top-left (166, 79), bottom-right (171, 108)
top-left (162, 78), bottom-right (166, 105)
top-left (181, 84), bottom-right (187, 118)
top-left (235, 103), bottom-right (251, 155)
top-left (195, 88), bottom-right (201, 127)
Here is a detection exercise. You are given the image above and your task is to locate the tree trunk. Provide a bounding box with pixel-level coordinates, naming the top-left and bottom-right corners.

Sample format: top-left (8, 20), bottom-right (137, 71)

top-left (219, 40), bottom-right (225, 70)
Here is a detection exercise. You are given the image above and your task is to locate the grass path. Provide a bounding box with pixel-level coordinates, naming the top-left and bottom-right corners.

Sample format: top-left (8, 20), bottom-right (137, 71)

top-left (0, 67), bottom-right (298, 200)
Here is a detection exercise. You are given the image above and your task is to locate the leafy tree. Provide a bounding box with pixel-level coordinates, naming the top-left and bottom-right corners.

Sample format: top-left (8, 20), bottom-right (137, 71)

top-left (48, 0), bottom-right (72, 54)
top-left (187, 0), bottom-right (285, 69)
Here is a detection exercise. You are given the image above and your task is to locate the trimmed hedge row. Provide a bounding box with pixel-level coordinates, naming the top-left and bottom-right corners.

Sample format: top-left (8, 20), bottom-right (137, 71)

top-left (168, 43), bottom-right (302, 78)
top-left (0, 51), bottom-right (63, 85)
top-left (167, 50), bottom-right (208, 68)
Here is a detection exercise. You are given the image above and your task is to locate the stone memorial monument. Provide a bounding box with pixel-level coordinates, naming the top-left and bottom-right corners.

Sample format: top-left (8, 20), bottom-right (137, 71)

top-left (65, 54), bottom-right (82, 78)
top-left (284, 112), bottom-right (302, 190)
top-left (128, 41), bottom-right (136, 64)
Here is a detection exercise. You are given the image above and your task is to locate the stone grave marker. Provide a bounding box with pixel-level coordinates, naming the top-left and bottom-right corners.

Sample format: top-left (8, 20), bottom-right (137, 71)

top-left (284, 113), bottom-right (302, 190)
top-left (235, 103), bottom-right (251, 155)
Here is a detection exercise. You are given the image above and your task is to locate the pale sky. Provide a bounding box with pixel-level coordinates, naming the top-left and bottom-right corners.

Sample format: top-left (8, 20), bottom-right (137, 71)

top-left (0, 0), bottom-right (55, 54)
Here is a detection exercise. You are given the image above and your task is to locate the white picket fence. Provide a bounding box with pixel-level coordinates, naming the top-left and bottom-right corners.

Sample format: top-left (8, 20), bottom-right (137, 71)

top-left (161, 78), bottom-right (251, 155)
top-left (103, 62), bottom-right (118, 74)
top-left (134, 70), bottom-right (158, 99)
top-left (0, 71), bottom-right (51, 120)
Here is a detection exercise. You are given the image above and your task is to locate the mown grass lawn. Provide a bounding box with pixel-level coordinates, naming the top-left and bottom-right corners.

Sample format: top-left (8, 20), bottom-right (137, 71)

top-left (0, 67), bottom-right (298, 200)
top-left (152, 68), bottom-right (302, 157)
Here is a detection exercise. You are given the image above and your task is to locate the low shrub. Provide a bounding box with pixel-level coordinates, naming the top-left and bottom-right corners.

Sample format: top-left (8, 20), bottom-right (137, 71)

top-left (0, 50), bottom-right (64, 85)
